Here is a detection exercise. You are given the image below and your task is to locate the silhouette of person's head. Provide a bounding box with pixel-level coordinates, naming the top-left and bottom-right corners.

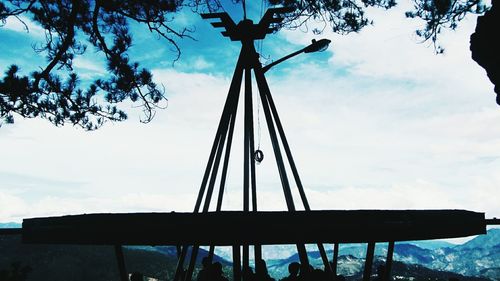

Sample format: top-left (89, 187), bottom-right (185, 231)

top-left (312, 268), bottom-right (328, 281)
top-left (198, 257), bottom-right (212, 281)
top-left (242, 266), bottom-right (255, 281)
top-left (243, 265), bottom-right (254, 274)
top-left (288, 262), bottom-right (300, 276)
top-left (212, 262), bottom-right (224, 276)
top-left (255, 259), bottom-right (269, 275)
top-left (202, 257), bottom-right (211, 268)
top-left (130, 272), bottom-right (143, 281)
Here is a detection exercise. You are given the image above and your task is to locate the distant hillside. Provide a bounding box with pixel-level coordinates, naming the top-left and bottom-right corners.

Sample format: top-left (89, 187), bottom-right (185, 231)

top-left (126, 246), bottom-right (230, 266)
top-left (0, 222), bottom-right (21, 228)
top-left (458, 229), bottom-right (500, 250)
top-left (267, 255), bottom-right (492, 281)
top-left (0, 225), bottom-right (498, 281)
top-left (212, 241), bottom-right (459, 263)
top-left (0, 235), bottom-right (229, 281)
top-left (265, 229), bottom-right (500, 281)
top-left (406, 240), bottom-right (456, 250)
top-left (348, 259), bottom-right (491, 281)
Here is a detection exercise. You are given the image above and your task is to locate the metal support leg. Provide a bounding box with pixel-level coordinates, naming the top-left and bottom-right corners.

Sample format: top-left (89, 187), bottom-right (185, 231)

top-left (194, 89), bottom-right (237, 212)
top-left (242, 64), bottom-right (253, 272)
top-left (244, 66), bottom-right (262, 268)
top-left (233, 245), bottom-right (242, 281)
top-left (254, 58), bottom-right (311, 268)
top-left (262, 80), bottom-right (332, 273)
top-left (263, 87), bottom-right (310, 210)
top-left (254, 244), bottom-right (262, 262)
top-left (202, 126), bottom-right (231, 211)
top-left (186, 66), bottom-right (243, 281)
top-left (114, 245), bottom-right (128, 281)
top-left (185, 245), bottom-right (199, 281)
top-left (244, 67), bottom-right (252, 212)
top-left (202, 67), bottom-right (244, 213)
top-left (317, 243), bottom-right (334, 279)
top-left (332, 243), bottom-right (339, 277)
top-left (242, 67), bottom-right (251, 275)
top-left (208, 246), bottom-right (215, 263)
top-left (246, 70), bottom-right (258, 214)
top-left (174, 52), bottom-right (245, 281)
top-left (176, 245), bottom-right (182, 259)
top-left (174, 246), bottom-right (189, 281)
top-left (216, 112), bottom-right (238, 211)
top-left (363, 242), bottom-right (376, 281)
top-left (385, 241), bottom-right (394, 281)
top-left (296, 243), bottom-right (310, 267)
top-left (254, 66), bottom-right (295, 210)
top-left (243, 245), bottom-right (249, 271)
top-left (193, 51), bottom-right (246, 213)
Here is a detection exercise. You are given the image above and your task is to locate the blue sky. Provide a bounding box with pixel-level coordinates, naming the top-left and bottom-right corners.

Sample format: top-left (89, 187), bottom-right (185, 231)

top-left (0, 1), bottom-right (498, 243)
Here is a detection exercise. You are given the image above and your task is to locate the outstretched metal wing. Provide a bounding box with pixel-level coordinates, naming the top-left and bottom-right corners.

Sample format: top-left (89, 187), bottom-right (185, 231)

top-left (257, 7), bottom-right (293, 36)
top-left (201, 7), bottom-right (293, 41)
top-left (201, 12), bottom-right (238, 40)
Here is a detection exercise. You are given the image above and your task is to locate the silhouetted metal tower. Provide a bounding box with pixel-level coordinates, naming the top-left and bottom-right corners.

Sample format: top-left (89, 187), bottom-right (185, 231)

top-left (173, 8), bottom-right (333, 281)
top-left (9, 9), bottom-right (496, 281)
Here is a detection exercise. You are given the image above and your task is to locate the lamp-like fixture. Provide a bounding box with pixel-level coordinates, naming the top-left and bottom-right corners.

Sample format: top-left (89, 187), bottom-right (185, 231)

top-left (262, 38), bottom-right (331, 73)
top-left (303, 38), bottom-right (331, 53)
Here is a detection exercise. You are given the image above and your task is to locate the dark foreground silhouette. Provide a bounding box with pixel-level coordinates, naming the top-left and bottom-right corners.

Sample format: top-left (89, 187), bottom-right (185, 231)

top-left (196, 258), bottom-right (228, 281)
top-left (470, 0), bottom-right (500, 104)
top-left (192, 259), bottom-right (373, 281)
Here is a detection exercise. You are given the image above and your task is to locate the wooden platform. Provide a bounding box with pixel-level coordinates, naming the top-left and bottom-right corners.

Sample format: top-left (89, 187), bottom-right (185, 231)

top-left (22, 209), bottom-right (486, 245)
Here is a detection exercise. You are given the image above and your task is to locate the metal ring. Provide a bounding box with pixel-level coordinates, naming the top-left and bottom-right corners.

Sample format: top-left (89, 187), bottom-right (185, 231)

top-left (254, 150), bottom-right (264, 163)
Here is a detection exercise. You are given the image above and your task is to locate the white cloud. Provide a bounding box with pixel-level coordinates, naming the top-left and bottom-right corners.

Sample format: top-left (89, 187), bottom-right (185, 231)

top-left (0, 191), bottom-right (29, 221)
top-left (0, 0), bottom-right (498, 234)
top-left (280, 3), bottom-right (490, 91)
top-left (73, 57), bottom-right (106, 78)
top-left (0, 68), bottom-right (232, 221)
top-left (0, 190), bottom-right (197, 222)
top-left (192, 56), bottom-right (215, 70)
top-left (2, 15), bottom-right (44, 37)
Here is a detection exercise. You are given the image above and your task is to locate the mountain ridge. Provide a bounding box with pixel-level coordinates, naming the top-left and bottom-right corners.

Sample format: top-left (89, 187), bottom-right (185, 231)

top-left (1, 224), bottom-right (498, 280)
top-left (263, 229), bottom-right (499, 280)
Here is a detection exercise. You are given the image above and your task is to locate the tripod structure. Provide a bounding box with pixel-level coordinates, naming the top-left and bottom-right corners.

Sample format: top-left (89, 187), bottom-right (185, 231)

top-left (9, 8), bottom-right (495, 281)
top-left (173, 8), bottom-right (333, 281)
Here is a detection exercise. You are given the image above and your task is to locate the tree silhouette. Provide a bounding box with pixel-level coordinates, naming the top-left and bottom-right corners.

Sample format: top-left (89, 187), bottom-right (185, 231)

top-left (470, 0), bottom-right (500, 105)
top-left (0, 0), bottom-right (491, 130)
top-left (0, 262), bottom-right (32, 281)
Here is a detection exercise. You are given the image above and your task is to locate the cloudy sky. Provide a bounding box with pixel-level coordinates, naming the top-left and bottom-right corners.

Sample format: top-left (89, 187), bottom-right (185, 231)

top-left (0, 1), bottom-right (498, 242)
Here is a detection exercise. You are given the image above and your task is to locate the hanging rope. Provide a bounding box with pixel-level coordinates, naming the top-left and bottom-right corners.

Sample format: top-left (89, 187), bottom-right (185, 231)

top-left (256, 0), bottom-right (264, 152)
top-left (255, 87), bottom-right (262, 158)
top-left (253, 0), bottom-right (266, 165)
